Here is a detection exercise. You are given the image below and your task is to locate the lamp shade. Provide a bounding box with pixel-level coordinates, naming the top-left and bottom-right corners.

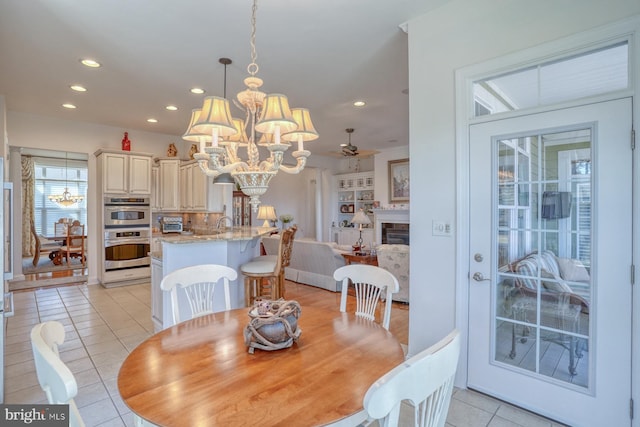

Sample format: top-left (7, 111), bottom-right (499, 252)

top-left (182, 109), bottom-right (212, 143)
top-left (282, 108), bottom-right (319, 142)
top-left (255, 94), bottom-right (297, 135)
top-left (257, 205), bottom-right (277, 227)
top-left (220, 117), bottom-right (249, 147)
top-left (191, 96), bottom-right (237, 136)
top-left (351, 209), bottom-right (371, 226)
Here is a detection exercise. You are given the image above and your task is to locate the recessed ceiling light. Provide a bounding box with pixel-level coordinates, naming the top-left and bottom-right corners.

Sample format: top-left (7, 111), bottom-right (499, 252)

top-left (165, 105), bottom-right (178, 111)
top-left (147, 118), bottom-right (158, 123)
top-left (62, 103), bottom-right (76, 109)
top-left (190, 88), bottom-right (205, 94)
top-left (80, 59), bottom-right (101, 68)
top-left (70, 85), bottom-right (87, 92)
top-left (353, 100), bottom-right (366, 107)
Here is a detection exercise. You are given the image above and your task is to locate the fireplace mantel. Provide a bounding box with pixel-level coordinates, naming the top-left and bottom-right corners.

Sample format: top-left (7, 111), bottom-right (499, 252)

top-left (373, 209), bottom-right (409, 244)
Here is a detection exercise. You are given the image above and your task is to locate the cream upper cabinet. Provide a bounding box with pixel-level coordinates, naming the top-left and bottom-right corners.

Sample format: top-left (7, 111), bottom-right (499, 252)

top-left (96, 150), bottom-right (152, 195)
top-left (157, 159), bottom-right (180, 211)
top-left (151, 165), bottom-right (160, 210)
top-left (178, 160), bottom-right (225, 212)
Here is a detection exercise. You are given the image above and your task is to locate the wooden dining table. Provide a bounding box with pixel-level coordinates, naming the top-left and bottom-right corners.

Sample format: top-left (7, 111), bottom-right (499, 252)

top-left (118, 305), bottom-right (404, 426)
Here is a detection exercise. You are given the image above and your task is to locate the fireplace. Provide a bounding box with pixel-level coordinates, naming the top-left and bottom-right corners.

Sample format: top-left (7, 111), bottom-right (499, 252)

top-left (381, 223), bottom-right (409, 245)
top-left (373, 209), bottom-right (409, 245)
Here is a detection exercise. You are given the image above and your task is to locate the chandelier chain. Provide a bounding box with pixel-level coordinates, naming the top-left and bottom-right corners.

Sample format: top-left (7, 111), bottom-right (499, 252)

top-left (247, 0), bottom-right (259, 77)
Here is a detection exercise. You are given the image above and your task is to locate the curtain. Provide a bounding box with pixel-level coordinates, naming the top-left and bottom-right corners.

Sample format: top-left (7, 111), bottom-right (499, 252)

top-left (22, 156), bottom-right (35, 256)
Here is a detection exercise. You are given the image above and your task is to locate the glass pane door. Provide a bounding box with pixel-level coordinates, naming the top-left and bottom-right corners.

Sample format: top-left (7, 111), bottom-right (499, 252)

top-left (495, 129), bottom-right (591, 388)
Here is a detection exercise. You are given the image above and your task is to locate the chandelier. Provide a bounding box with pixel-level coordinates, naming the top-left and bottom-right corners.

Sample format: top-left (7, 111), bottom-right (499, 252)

top-left (48, 154), bottom-right (84, 207)
top-left (186, 0), bottom-right (318, 212)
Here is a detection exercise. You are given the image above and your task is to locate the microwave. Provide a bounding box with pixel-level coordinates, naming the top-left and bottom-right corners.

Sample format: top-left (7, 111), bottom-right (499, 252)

top-left (104, 197), bottom-right (150, 228)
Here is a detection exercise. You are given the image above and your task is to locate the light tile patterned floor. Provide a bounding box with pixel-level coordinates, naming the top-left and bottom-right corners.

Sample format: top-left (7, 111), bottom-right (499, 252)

top-left (5, 282), bottom-right (566, 427)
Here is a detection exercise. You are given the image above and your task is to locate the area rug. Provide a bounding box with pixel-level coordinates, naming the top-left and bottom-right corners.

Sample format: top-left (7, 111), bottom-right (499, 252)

top-left (22, 256), bottom-right (85, 274)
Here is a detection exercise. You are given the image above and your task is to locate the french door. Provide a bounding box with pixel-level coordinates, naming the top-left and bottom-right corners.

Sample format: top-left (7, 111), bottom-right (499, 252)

top-left (467, 98), bottom-right (632, 426)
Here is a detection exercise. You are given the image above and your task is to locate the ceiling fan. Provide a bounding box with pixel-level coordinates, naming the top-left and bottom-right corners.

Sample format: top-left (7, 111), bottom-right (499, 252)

top-left (325, 127), bottom-right (378, 158)
top-left (340, 128), bottom-right (359, 156)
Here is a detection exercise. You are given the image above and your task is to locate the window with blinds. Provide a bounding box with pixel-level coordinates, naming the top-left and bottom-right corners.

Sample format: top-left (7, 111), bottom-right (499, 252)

top-left (33, 157), bottom-right (88, 236)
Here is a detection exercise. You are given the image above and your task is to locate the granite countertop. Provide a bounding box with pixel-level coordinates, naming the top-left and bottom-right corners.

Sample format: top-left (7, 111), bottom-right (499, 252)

top-left (155, 226), bottom-right (277, 244)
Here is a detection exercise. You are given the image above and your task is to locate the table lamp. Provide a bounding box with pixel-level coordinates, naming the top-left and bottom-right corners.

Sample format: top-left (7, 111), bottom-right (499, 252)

top-left (257, 205), bottom-right (277, 227)
top-left (350, 208), bottom-right (372, 249)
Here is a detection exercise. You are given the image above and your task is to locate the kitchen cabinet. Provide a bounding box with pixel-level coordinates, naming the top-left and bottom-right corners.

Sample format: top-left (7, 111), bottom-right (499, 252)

top-left (151, 165), bottom-right (160, 210)
top-left (232, 191), bottom-right (251, 226)
top-left (96, 150), bottom-right (152, 195)
top-left (179, 160), bottom-right (225, 212)
top-left (157, 159), bottom-right (180, 211)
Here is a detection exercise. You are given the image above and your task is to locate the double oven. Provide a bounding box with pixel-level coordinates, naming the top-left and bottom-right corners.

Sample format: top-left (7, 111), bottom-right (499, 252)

top-left (103, 197), bottom-right (151, 272)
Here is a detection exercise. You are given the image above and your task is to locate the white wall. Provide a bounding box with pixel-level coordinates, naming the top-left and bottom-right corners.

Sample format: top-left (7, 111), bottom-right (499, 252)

top-left (406, 0), bottom-right (640, 358)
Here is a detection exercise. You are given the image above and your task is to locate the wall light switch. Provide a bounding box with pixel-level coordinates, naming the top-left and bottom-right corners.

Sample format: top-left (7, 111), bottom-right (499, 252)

top-left (432, 220), bottom-right (452, 236)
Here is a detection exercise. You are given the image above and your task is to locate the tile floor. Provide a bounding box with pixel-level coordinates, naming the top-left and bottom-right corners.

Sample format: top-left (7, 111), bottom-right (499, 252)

top-left (4, 282), bottom-right (566, 427)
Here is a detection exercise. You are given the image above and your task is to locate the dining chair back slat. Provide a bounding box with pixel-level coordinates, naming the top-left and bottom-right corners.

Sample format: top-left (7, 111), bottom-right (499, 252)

top-left (363, 330), bottom-right (460, 427)
top-left (160, 264), bottom-right (238, 326)
top-left (333, 264), bottom-right (399, 330)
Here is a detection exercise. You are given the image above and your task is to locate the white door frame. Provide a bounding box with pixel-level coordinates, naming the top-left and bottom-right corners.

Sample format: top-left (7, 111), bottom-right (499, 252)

top-left (454, 16), bottom-right (640, 423)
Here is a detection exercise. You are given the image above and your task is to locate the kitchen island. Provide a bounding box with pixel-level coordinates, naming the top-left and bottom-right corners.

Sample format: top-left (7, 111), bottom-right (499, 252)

top-left (150, 226), bottom-right (276, 331)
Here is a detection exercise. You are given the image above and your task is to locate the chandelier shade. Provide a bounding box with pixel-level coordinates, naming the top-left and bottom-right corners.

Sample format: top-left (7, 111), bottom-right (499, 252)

top-left (190, 0), bottom-right (316, 212)
top-left (182, 109), bottom-right (211, 151)
top-left (255, 94), bottom-right (297, 136)
top-left (283, 108), bottom-right (319, 151)
top-left (220, 118), bottom-right (249, 146)
top-left (191, 96), bottom-right (237, 147)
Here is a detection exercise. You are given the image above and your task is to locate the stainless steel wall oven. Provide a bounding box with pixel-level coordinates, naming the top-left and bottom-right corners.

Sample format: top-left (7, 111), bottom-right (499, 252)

top-left (104, 228), bottom-right (151, 271)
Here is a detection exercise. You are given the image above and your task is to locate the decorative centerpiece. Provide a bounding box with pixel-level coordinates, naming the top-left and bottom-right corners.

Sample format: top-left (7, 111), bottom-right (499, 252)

top-left (244, 299), bottom-right (302, 354)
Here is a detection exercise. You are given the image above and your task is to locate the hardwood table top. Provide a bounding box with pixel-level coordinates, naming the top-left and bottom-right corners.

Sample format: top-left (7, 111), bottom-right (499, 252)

top-left (118, 305), bottom-right (404, 426)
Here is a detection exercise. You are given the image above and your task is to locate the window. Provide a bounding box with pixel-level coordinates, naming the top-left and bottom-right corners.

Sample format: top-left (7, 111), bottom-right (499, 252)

top-left (34, 156), bottom-right (88, 236)
top-left (474, 41), bottom-right (628, 117)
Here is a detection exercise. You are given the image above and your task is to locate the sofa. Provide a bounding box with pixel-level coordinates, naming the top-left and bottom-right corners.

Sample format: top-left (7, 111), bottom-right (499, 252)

top-left (261, 236), bottom-right (349, 292)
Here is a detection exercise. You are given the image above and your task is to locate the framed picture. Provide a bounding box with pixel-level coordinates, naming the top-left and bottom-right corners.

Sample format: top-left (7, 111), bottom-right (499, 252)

top-left (388, 158), bottom-right (409, 203)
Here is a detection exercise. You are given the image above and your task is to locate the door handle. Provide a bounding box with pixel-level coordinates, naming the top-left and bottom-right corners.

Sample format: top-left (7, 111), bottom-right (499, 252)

top-left (472, 272), bottom-right (491, 282)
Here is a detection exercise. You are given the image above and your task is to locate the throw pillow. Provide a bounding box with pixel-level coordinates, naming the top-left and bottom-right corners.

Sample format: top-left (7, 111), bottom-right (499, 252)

top-left (557, 257), bottom-right (591, 282)
top-left (540, 269), bottom-right (573, 293)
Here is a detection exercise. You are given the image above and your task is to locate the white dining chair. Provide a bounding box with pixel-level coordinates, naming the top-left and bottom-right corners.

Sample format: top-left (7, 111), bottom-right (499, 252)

top-left (362, 330), bottom-right (460, 427)
top-left (160, 264), bottom-right (238, 326)
top-left (333, 264), bottom-right (399, 330)
top-left (30, 321), bottom-right (86, 427)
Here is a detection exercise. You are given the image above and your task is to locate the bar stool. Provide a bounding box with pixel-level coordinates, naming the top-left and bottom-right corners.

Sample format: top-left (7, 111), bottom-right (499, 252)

top-left (240, 225), bottom-right (297, 306)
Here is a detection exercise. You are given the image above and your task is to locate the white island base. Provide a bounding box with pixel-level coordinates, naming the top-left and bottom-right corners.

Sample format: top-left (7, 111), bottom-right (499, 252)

top-left (151, 228), bottom-right (273, 331)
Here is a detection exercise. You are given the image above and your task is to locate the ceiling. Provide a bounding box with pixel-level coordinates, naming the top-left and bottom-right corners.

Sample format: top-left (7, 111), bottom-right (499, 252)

top-left (0, 0), bottom-right (449, 158)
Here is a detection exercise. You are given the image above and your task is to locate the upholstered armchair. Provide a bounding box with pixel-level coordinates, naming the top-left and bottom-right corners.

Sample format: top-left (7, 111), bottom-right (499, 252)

top-left (376, 244), bottom-right (409, 303)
